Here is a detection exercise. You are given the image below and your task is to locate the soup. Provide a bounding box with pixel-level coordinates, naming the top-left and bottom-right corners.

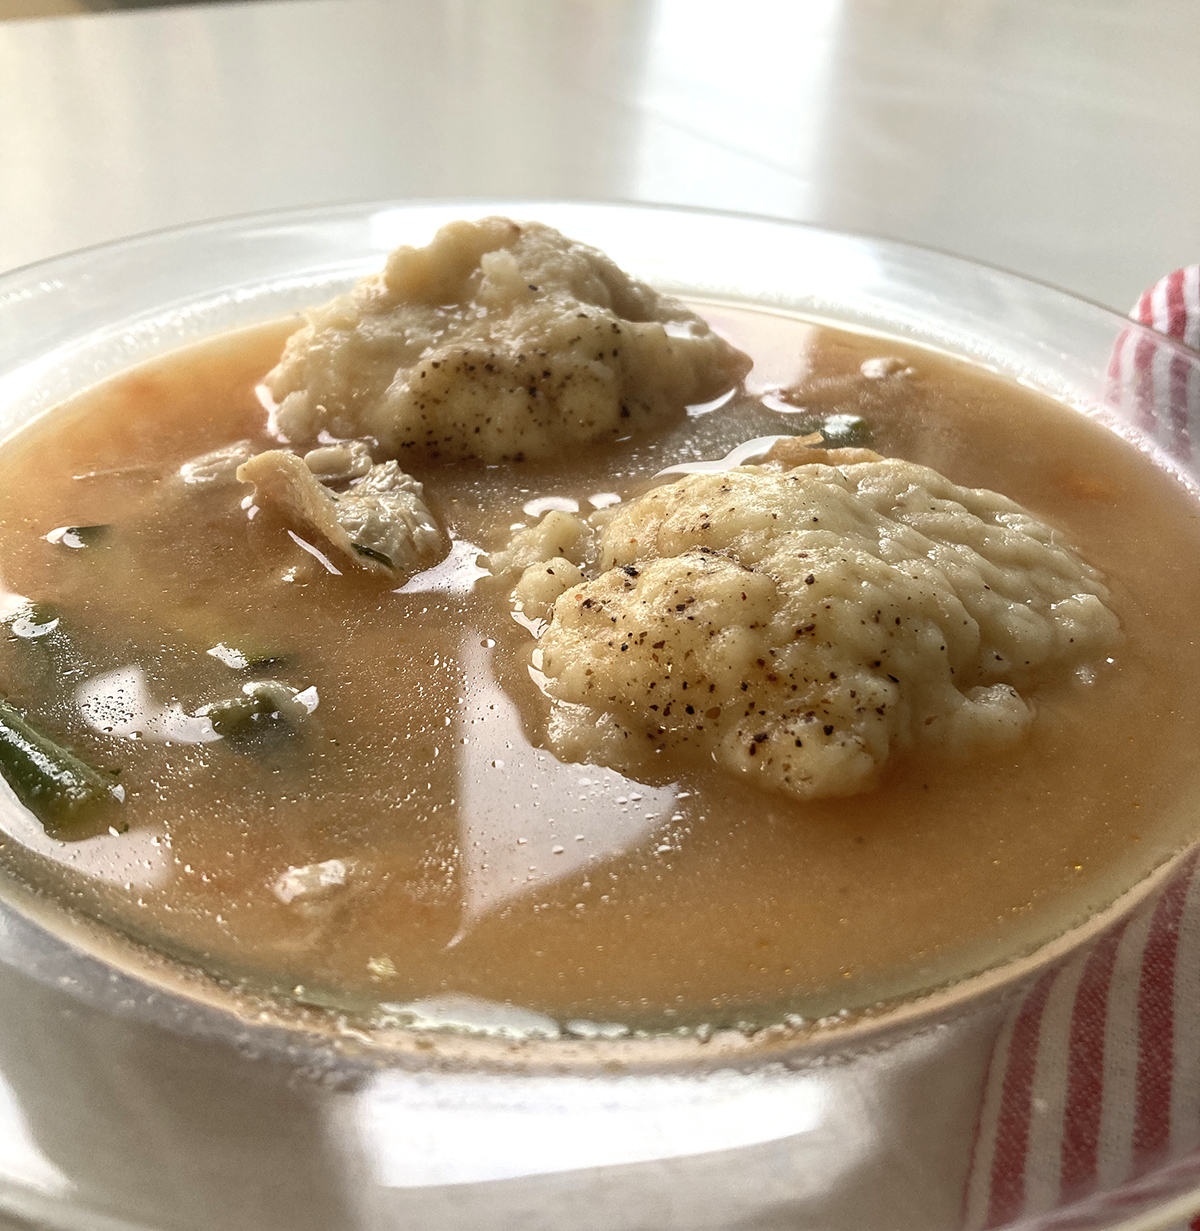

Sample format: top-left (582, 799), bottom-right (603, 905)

top-left (1, 291), bottom-right (1198, 1035)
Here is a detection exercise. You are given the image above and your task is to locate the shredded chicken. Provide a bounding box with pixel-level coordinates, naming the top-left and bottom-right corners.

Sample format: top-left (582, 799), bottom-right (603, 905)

top-left (236, 450), bottom-right (443, 575)
top-left (177, 440), bottom-right (255, 485)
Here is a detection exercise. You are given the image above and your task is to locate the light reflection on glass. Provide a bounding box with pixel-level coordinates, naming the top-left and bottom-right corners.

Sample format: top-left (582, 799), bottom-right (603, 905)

top-left (655, 434), bottom-right (787, 478)
top-left (75, 665), bottom-right (219, 745)
top-left (375, 992), bottom-right (561, 1040)
top-left (0, 1040), bottom-right (70, 1197)
top-left (0, 589), bottom-right (28, 623)
top-left (452, 638), bottom-right (675, 936)
top-left (632, 0), bottom-right (845, 217)
top-left (351, 1066), bottom-right (829, 1188)
top-left (395, 539), bottom-right (489, 597)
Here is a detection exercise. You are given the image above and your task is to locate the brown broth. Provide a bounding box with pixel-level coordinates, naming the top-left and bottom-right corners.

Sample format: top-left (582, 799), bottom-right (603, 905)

top-left (1, 306), bottom-right (1199, 1032)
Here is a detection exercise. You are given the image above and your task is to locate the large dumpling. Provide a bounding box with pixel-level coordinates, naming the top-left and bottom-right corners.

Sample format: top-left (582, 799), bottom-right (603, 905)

top-left (521, 457), bottom-right (1121, 800)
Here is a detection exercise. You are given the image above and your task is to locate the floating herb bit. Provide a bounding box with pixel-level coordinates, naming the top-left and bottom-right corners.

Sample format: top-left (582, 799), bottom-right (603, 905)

top-left (4, 602), bottom-right (60, 640)
top-left (45, 525), bottom-right (111, 550)
top-left (206, 642), bottom-right (292, 672)
top-left (2, 602), bottom-right (87, 692)
top-left (812, 413), bottom-right (872, 449)
top-left (352, 543), bottom-right (395, 570)
top-left (2, 604), bottom-right (60, 689)
top-left (0, 698), bottom-right (119, 829)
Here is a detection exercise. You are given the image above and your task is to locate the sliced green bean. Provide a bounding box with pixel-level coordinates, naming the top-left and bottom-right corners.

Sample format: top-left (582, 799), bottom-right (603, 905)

top-left (197, 692), bottom-right (278, 740)
top-left (0, 698), bottom-right (118, 829)
top-left (197, 680), bottom-right (314, 744)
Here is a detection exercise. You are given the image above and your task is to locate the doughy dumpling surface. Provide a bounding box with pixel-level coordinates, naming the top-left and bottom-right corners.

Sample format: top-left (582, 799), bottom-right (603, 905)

top-left (265, 217), bottom-right (751, 462)
top-left (532, 458), bottom-right (1120, 800)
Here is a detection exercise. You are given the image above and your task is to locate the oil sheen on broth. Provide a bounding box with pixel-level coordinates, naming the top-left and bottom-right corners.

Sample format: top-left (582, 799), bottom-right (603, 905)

top-left (1, 307), bottom-right (1198, 1033)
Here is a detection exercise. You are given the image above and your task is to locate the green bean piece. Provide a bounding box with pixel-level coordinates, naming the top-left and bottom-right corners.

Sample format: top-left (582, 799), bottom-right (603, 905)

top-left (197, 681), bottom-right (310, 744)
top-left (197, 693), bottom-right (277, 740)
top-left (0, 699), bottom-right (118, 829)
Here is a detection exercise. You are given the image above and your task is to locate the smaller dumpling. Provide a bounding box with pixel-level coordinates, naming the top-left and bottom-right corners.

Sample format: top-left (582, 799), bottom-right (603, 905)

top-left (265, 217), bottom-right (751, 463)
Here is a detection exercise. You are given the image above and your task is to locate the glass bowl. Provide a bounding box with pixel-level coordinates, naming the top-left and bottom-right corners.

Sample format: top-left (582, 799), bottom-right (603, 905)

top-left (1, 201), bottom-right (1199, 1231)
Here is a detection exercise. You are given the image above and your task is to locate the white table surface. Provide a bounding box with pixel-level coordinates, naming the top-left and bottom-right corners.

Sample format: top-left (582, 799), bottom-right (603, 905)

top-left (2, 0), bottom-right (1199, 311)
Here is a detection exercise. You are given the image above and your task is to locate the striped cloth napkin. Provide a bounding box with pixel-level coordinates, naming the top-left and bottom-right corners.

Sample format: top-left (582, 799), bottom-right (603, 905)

top-left (964, 267), bottom-right (1200, 1230)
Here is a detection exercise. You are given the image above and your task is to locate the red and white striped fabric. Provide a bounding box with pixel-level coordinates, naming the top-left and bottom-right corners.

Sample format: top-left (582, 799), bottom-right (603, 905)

top-left (1134, 268), bottom-right (1200, 353)
top-left (964, 268), bottom-right (1200, 1231)
top-left (1106, 266), bottom-right (1200, 462)
top-left (964, 853), bottom-right (1200, 1229)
